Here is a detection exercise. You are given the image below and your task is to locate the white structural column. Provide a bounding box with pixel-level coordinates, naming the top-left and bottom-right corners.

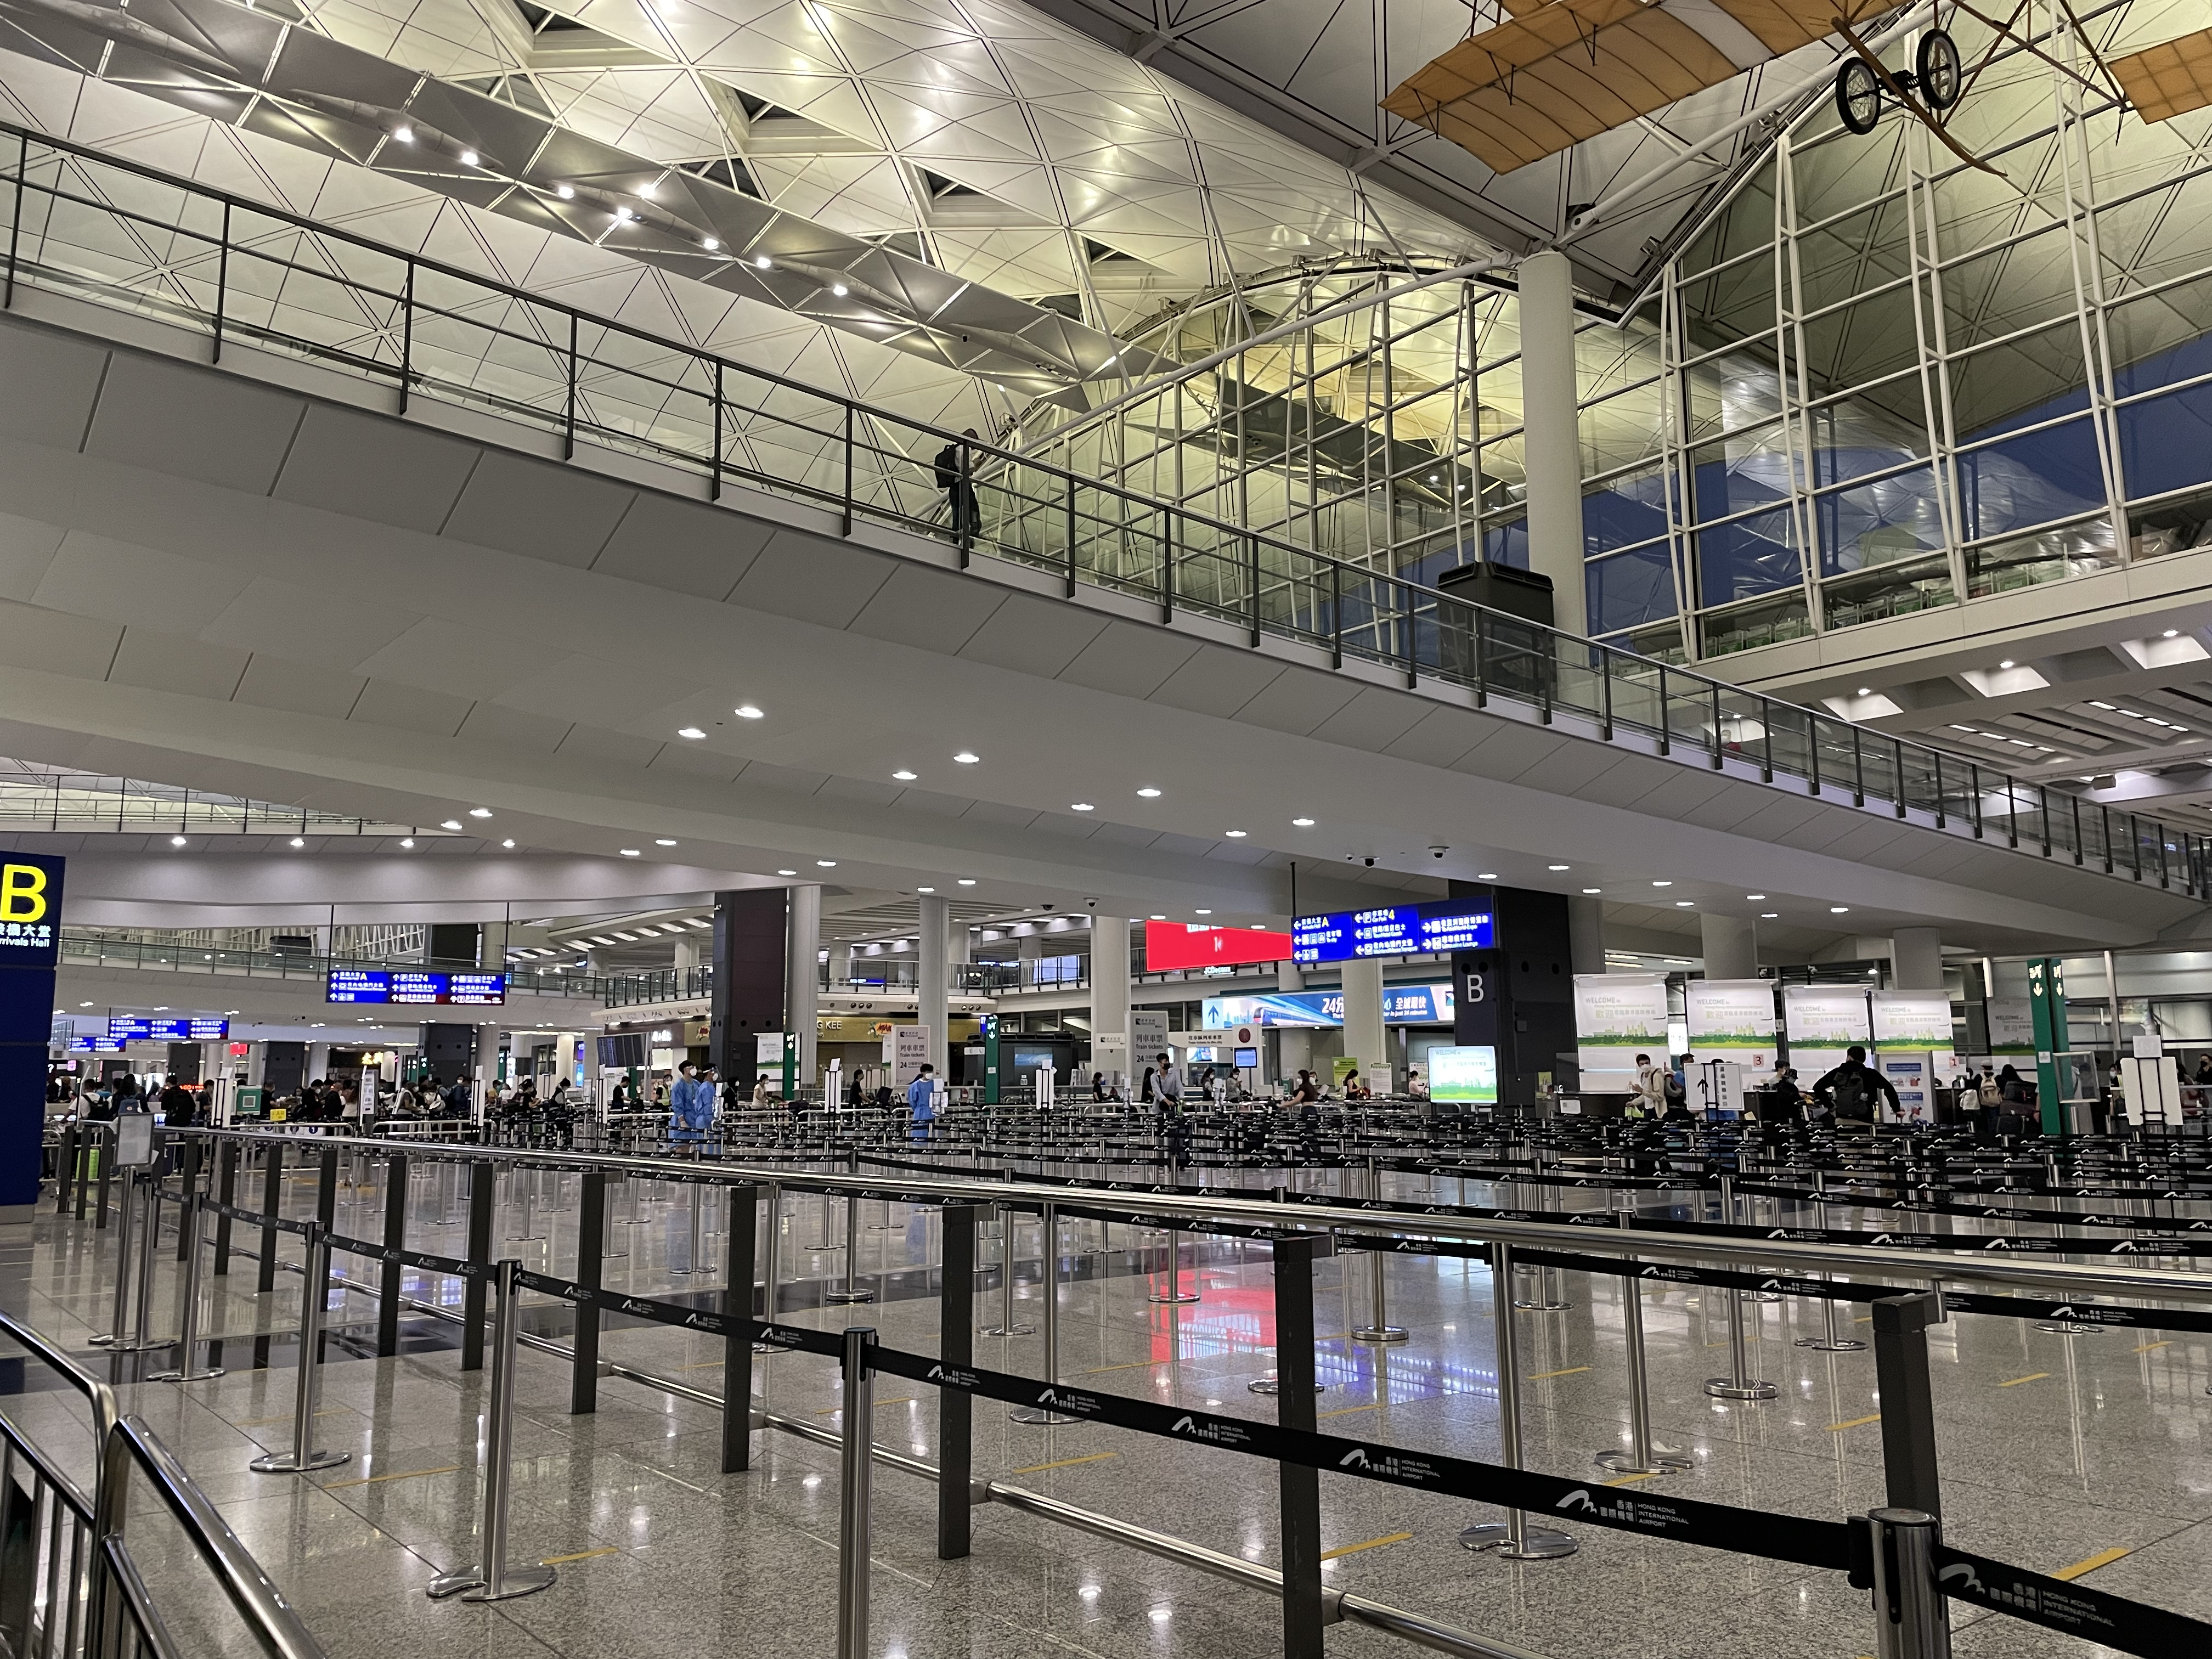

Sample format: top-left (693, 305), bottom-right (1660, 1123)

top-left (918, 894), bottom-right (950, 1075)
top-left (787, 883), bottom-right (822, 1089)
top-left (306, 1041), bottom-right (330, 1084)
top-left (673, 936), bottom-right (703, 973)
top-left (1517, 250), bottom-right (1588, 636)
top-left (1567, 896), bottom-right (1607, 977)
top-left (1700, 914), bottom-right (1758, 981)
top-left (1091, 916), bottom-right (1131, 1082)
top-left (1341, 958), bottom-right (1388, 1090)
top-left (1891, 927), bottom-right (1943, 990)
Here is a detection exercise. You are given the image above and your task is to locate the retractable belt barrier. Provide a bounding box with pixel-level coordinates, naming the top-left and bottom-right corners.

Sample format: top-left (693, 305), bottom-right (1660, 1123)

top-left (1927, 1542), bottom-right (2204, 1656)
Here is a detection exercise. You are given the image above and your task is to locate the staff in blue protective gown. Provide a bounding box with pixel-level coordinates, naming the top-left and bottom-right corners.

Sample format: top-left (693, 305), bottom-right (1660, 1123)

top-left (668, 1063), bottom-right (710, 1144)
top-left (906, 1064), bottom-right (937, 1141)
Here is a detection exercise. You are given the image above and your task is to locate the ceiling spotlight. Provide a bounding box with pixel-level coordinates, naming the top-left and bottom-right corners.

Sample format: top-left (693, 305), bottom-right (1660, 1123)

top-left (638, 180), bottom-right (658, 199)
top-left (620, 849), bottom-right (641, 857)
top-left (614, 206), bottom-right (633, 221)
top-left (1291, 817), bottom-right (1314, 827)
top-left (289, 836), bottom-right (305, 848)
top-left (736, 704), bottom-right (764, 719)
top-left (1548, 864), bottom-right (1570, 871)
top-left (1149, 913), bottom-right (1165, 920)
top-left (391, 125), bottom-right (414, 143)
top-left (501, 838), bottom-right (516, 849)
top-left (399, 837), bottom-right (414, 848)
top-left (832, 283), bottom-right (849, 296)
top-left (656, 838), bottom-right (677, 847)
top-left (442, 819), bottom-right (462, 831)
top-left (1223, 829), bottom-right (1248, 838)
top-left (1137, 787), bottom-right (1162, 798)
top-left (459, 148), bottom-right (479, 166)
top-left (1582, 887), bottom-right (1601, 894)
top-left (1652, 880), bottom-right (1672, 887)
top-left (79, 1002), bottom-right (92, 1008)
top-left (1674, 900), bottom-right (1694, 907)
top-left (1830, 905), bottom-right (1850, 913)
top-left (958, 879), bottom-right (977, 886)
top-left (953, 751), bottom-right (980, 764)
top-left (1999, 659), bottom-right (2015, 669)
top-left (755, 254), bottom-right (772, 269)
top-left (1746, 893), bottom-right (1766, 900)
top-left (777, 869), bottom-right (798, 876)
top-left (1195, 908), bottom-right (1212, 915)
top-left (816, 860), bottom-right (838, 867)
top-left (893, 769), bottom-right (918, 780)
top-left (703, 237), bottom-right (720, 251)
top-left (916, 885), bottom-right (934, 893)
top-left (1070, 802), bottom-right (1094, 811)
top-left (1857, 686), bottom-right (1871, 696)
top-left (469, 808), bottom-right (493, 818)
top-left (1761, 911), bottom-right (1779, 918)
top-left (1477, 871), bottom-right (1498, 879)
top-left (678, 726), bottom-right (707, 739)
top-left (555, 182), bottom-right (574, 199)
top-left (2165, 628), bottom-right (2181, 638)
top-left (170, 835), bottom-right (185, 847)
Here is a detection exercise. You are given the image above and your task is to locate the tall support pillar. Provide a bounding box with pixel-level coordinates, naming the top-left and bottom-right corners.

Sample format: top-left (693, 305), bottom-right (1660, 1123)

top-left (713, 888), bottom-right (788, 1092)
top-left (1700, 914), bottom-right (1758, 981)
top-left (1341, 958), bottom-right (1388, 1091)
top-left (1518, 249), bottom-right (1587, 636)
top-left (918, 894), bottom-right (949, 1076)
top-left (1891, 928), bottom-right (1943, 991)
top-left (786, 884), bottom-right (822, 1093)
top-left (1091, 916), bottom-right (1132, 1089)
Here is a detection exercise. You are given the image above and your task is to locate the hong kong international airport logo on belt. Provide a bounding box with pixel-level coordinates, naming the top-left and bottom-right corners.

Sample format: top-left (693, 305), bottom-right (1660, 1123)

top-left (0, 853), bottom-right (62, 967)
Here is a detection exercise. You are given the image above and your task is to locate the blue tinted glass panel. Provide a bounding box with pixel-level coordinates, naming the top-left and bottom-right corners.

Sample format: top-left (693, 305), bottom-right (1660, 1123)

top-left (1956, 419), bottom-right (2106, 540)
top-left (1585, 470), bottom-right (1669, 556)
top-left (1587, 543), bottom-right (1675, 634)
top-left (1483, 518), bottom-right (1528, 568)
top-left (1696, 509), bottom-right (1799, 606)
top-left (2118, 382), bottom-right (2212, 500)
top-left (1690, 424), bottom-right (1792, 524)
top-left (1816, 466), bottom-right (1946, 575)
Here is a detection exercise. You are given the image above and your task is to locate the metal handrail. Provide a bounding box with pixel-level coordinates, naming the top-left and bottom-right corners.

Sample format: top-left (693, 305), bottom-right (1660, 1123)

top-left (191, 1127), bottom-right (2212, 1307)
top-left (2, 116), bottom-right (2204, 897)
top-left (0, 1308), bottom-right (326, 1659)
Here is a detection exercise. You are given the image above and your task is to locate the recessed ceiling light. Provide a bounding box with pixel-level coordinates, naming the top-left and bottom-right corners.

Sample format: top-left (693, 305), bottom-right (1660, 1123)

top-left (1291, 817), bottom-right (1314, 827)
top-left (469, 808), bottom-right (493, 818)
top-left (755, 254), bottom-right (772, 268)
top-left (391, 125), bottom-right (413, 143)
top-left (78, 1002), bottom-right (92, 1008)
top-left (916, 885), bottom-right (934, 893)
top-left (1652, 880), bottom-right (1672, 887)
top-left (1137, 787), bottom-right (1161, 798)
top-left (816, 860), bottom-right (838, 867)
top-left (953, 751), bottom-right (980, 764)
top-left (1070, 802), bottom-right (1094, 811)
top-left (1746, 894), bottom-right (1766, 900)
top-left (2165, 629), bottom-right (2180, 639)
top-left (1830, 905), bottom-right (1850, 913)
top-left (1548, 864), bottom-right (1570, 871)
top-left (399, 837), bottom-right (414, 848)
top-left (1582, 887), bottom-right (1601, 894)
top-left (1477, 872), bottom-right (1498, 879)
top-left (1998, 659), bottom-right (2014, 669)
top-left (958, 879), bottom-right (977, 886)
top-left (1857, 687), bottom-right (1871, 696)
top-left (703, 237), bottom-right (719, 251)
top-left (459, 148), bottom-right (479, 166)
top-left (1223, 829), bottom-right (1248, 838)
top-left (1195, 909), bottom-right (1212, 915)
top-left (656, 838), bottom-right (677, 847)
top-left (735, 705), bottom-right (764, 719)
top-left (289, 836), bottom-right (304, 848)
top-left (678, 726), bottom-right (706, 739)
top-left (1149, 913), bottom-right (1165, 919)
top-left (442, 819), bottom-right (462, 831)
top-left (501, 838), bottom-right (516, 848)
top-left (613, 206), bottom-right (632, 221)
top-left (1760, 912), bottom-right (1779, 918)
top-left (555, 182), bottom-right (574, 199)
top-left (170, 835), bottom-right (185, 847)
top-left (1674, 900), bottom-right (1694, 907)
top-left (893, 769), bottom-right (918, 781)
top-left (620, 849), bottom-right (640, 857)
top-left (832, 283), bottom-right (848, 296)
top-left (777, 869), bottom-right (798, 876)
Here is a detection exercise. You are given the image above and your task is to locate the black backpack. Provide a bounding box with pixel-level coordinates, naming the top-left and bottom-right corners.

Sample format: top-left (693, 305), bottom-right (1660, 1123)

top-left (1831, 1066), bottom-right (1871, 1117)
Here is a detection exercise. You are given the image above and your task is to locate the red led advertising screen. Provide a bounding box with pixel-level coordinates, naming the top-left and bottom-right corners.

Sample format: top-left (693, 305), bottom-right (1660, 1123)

top-left (1143, 921), bottom-right (1293, 973)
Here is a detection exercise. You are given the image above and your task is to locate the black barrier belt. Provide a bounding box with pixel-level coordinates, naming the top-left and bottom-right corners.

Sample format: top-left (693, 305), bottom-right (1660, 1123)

top-left (324, 1233), bottom-right (484, 1279)
top-left (1734, 1180), bottom-right (2212, 1227)
top-left (509, 1268), bottom-right (846, 1359)
top-left (1933, 1544), bottom-right (2203, 1659)
top-left (860, 1344), bottom-right (1850, 1570)
top-left (1938, 1288), bottom-right (2212, 1334)
top-left (204, 1199), bottom-right (309, 1237)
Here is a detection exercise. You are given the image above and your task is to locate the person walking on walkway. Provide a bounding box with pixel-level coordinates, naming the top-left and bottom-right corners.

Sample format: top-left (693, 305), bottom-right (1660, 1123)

top-left (934, 428), bottom-right (980, 541)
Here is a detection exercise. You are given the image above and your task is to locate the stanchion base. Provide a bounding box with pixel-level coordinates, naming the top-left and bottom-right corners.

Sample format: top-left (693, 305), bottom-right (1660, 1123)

top-left (1148, 1293), bottom-right (1201, 1305)
top-left (250, 1448), bottom-right (351, 1474)
top-left (1351, 1325), bottom-right (1409, 1344)
top-left (1745, 1292), bottom-right (1784, 1304)
top-left (1459, 1522), bottom-right (1577, 1560)
top-left (1509, 1299), bottom-right (1571, 1312)
top-left (2033, 1321), bottom-right (2103, 1334)
top-left (1594, 1447), bottom-right (1689, 1474)
top-left (1010, 1408), bottom-right (1075, 1424)
top-left (1794, 1336), bottom-right (1868, 1352)
top-left (147, 1366), bottom-right (225, 1383)
top-left (1702, 1378), bottom-right (1779, 1400)
top-left (980, 1323), bottom-right (1036, 1336)
top-left (461, 1566), bottom-right (557, 1602)
top-left (1247, 1374), bottom-right (1325, 1395)
top-left (823, 1288), bottom-right (876, 1304)
top-left (86, 1334), bottom-right (117, 1347)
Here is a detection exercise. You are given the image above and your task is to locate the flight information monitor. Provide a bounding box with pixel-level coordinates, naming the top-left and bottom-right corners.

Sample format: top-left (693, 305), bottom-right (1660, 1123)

top-left (1291, 898), bottom-right (1495, 963)
top-left (326, 969), bottom-right (507, 1005)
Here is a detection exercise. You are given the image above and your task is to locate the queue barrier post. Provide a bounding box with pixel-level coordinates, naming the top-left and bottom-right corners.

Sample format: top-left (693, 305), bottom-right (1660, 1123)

top-left (752, 1178), bottom-right (782, 1353)
top-left (93, 1125), bottom-right (113, 1229)
top-left (148, 1191), bottom-right (223, 1383)
top-left (1352, 1157), bottom-right (1408, 1344)
top-left (1273, 1233), bottom-right (1328, 1658)
top-left (1866, 1508), bottom-right (1952, 1659)
top-left (720, 1183), bottom-right (757, 1475)
top-left (836, 1326), bottom-right (876, 1659)
top-left (1011, 1201), bottom-right (1072, 1424)
top-left (429, 1259), bottom-right (555, 1601)
top-left (1460, 1242), bottom-right (1576, 1560)
top-left (937, 1203), bottom-right (978, 1561)
top-left (1871, 1292), bottom-right (1943, 1517)
top-left (1798, 1170), bottom-right (1867, 1353)
top-left (250, 1222), bottom-right (349, 1474)
top-left (1595, 1214), bottom-right (1685, 1475)
top-left (982, 1204), bottom-right (1032, 1335)
top-left (86, 1167), bottom-right (136, 1350)
top-left (53, 1124), bottom-right (75, 1215)
top-left (130, 1173), bottom-right (161, 1351)
top-left (378, 1152), bottom-right (409, 1358)
top-left (255, 1142), bottom-right (284, 1295)
top-left (212, 1138), bottom-right (238, 1276)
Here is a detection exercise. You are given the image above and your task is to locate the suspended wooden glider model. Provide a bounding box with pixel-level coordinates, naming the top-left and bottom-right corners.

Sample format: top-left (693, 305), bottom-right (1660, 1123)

top-left (1381, 0), bottom-right (2146, 180)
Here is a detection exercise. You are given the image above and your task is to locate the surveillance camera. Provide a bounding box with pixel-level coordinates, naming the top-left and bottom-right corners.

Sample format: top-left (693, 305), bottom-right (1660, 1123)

top-left (1040, 902), bottom-right (1055, 911)
top-left (1084, 898), bottom-right (1098, 909)
top-left (1364, 856), bottom-right (1376, 867)
top-left (1430, 844), bottom-right (1448, 859)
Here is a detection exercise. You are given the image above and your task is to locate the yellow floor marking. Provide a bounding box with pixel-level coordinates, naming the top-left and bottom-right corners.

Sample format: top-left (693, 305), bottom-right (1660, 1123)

top-left (236, 1410), bottom-right (347, 1427)
top-left (323, 1465), bottom-right (461, 1489)
top-left (1316, 1403), bottom-right (1379, 1418)
top-left (1009, 1452), bottom-right (1119, 1476)
top-left (813, 1398), bottom-right (914, 1414)
top-left (2132, 1340), bottom-right (2172, 1353)
top-left (1827, 1414), bottom-right (1882, 1431)
top-left (1602, 1471), bottom-right (1665, 1487)
top-left (539, 1547), bottom-right (621, 1566)
top-left (1854, 1316), bottom-right (1874, 1324)
top-left (1320, 1532), bottom-right (1413, 1561)
top-left (1997, 1372), bottom-right (2050, 1387)
top-left (676, 1361), bottom-right (726, 1370)
top-left (2052, 1547), bottom-right (2130, 1582)
top-left (1082, 1358), bottom-right (1178, 1374)
top-left (1527, 1366), bottom-right (1592, 1380)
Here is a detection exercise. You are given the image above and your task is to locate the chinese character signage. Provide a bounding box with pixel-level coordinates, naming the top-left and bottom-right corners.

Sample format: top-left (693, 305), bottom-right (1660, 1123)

top-left (328, 969), bottom-right (507, 1005)
top-left (1291, 899), bottom-right (1494, 963)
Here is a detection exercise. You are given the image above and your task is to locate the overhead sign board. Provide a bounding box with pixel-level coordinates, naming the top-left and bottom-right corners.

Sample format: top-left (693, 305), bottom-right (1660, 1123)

top-left (327, 969), bottom-right (508, 1006)
top-left (1291, 898), bottom-right (1494, 963)
top-left (0, 853), bottom-right (61, 969)
top-left (1204, 984), bottom-right (1455, 1028)
top-left (106, 1017), bottom-right (230, 1042)
top-left (1144, 922), bottom-right (1293, 972)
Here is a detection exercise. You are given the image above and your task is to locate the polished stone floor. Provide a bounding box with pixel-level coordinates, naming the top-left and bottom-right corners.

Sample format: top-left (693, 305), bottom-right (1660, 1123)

top-left (7, 1150), bottom-right (2212, 1658)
